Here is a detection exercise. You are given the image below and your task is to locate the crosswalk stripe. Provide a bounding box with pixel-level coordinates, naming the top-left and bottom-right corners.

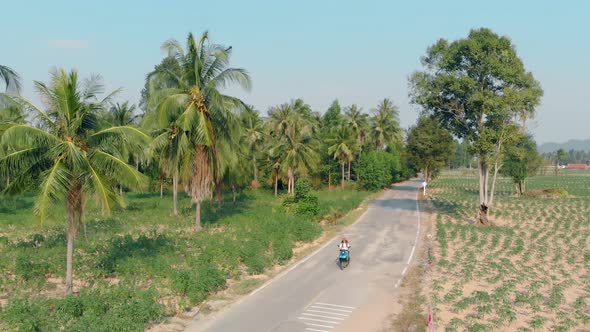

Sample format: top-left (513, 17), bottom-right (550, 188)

top-left (302, 313), bottom-right (345, 320)
top-left (298, 317), bottom-right (341, 325)
top-left (310, 305), bottom-right (353, 313)
top-left (315, 302), bottom-right (356, 309)
top-left (306, 309), bottom-right (349, 317)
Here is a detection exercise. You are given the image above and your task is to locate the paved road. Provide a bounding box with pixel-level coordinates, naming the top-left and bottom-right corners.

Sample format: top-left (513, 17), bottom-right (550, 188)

top-left (185, 180), bottom-right (423, 332)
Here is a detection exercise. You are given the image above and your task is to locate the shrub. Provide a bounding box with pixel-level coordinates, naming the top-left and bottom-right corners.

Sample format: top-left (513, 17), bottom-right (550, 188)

top-left (355, 150), bottom-right (401, 190)
top-left (15, 253), bottom-right (49, 281)
top-left (283, 178), bottom-right (319, 217)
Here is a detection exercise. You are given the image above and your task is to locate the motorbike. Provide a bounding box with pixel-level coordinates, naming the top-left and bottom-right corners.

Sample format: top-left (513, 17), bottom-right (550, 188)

top-left (339, 249), bottom-right (350, 269)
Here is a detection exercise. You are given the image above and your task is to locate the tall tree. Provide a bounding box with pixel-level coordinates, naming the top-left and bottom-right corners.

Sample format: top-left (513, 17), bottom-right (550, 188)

top-left (555, 148), bottom-right (567, 176)
top-left (410, 28), bottom-right (543, 225)
top-left (327, 126), bottom-right (356, 188)
top-left (148, 31), bottom-right (251, 230)
top-left (0, 69), bottom-right (149, 294)
top-left (240, 106), bottom-right (265, 186)
top-left (501, 135), bottom-right (542, 196)
top-left (371, 98), bottom-right (401, 149)
top-left (406, 116), bottom-right (454, 185)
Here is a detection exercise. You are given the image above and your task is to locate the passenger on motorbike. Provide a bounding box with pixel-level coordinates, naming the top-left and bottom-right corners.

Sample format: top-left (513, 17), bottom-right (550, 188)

top-left (338, 237), bottom-right (350, 254)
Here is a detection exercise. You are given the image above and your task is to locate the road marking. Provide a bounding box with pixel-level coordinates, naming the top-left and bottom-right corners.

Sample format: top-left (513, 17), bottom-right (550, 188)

top-left (315, 302), bottom-right (356, 309)
top-left (306, 309), bottom-right (349, 317)
top-left (299, 317), bottom-right (341, 324)
top-left (302, 313), bottom-right (345, 320)
top-left (395, 279), bottom-right (401, 288)
top-left (402, 266), bottom-right (408, 275)
top-left (305, 322), bottom-right (335, 328)
top-left (305, 328), bottom-right (331, 332)
top-left (310, 305), bottom-right (353, 313)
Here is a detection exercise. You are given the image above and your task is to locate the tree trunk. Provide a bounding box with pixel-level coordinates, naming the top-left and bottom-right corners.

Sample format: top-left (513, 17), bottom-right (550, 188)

top-left (232, 183), bottom-right (236, 203)
top-left (6, 176), bottom-right (9, 188)
top-left (215, 181), bottom-right (222, 208)
top-left (288, 168), bottom-right (294, 196)
top-left (274, 174), bottom-right (278, 197)
top-left (341, 162), bottom-right (345, 188)
top-left (119, 184), bottom-right (123, 196)
top-left (517, 181), bottom-right (523, 196)
top-left (555, 159), bottom-right (558, 176)
top-left (489, 160), bottom-right (501, 206)
top-left (347, 161), bottom-right (351, 182)
top-left (328, 171), bottom-right (331, 191)
top-left (172, 174), bottom-right (179, 216)
top-left (65, 202), bottom-right (76, 295)
top-left (160, 177), bottom-right (163, 199)
top-left (253, 160), bottom-right (258, 182)
top-left (195, 202), bottom-right (201, 231)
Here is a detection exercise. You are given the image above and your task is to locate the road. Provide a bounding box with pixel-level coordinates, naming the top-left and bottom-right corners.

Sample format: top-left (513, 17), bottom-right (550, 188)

top-left (185, 179), bottom-right (423, 332)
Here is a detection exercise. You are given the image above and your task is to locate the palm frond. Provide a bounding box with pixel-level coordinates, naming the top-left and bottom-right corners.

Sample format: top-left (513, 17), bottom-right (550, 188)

top-left (33, 159), bottom-right (69, 223)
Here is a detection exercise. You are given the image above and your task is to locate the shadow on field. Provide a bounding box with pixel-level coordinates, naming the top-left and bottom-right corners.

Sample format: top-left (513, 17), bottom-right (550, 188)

top-left (97, 233), bottom-right (171, 273)
top-left (189, 191), bottom-right (257, 226)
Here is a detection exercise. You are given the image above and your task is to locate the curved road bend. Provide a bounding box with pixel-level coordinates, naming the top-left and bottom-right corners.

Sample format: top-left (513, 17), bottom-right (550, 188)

top-left (185, 179), bottom-right (423, 332)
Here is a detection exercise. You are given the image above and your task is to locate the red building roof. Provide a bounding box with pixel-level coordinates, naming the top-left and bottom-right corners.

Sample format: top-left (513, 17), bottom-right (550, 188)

top-left (566, 163), bottom-right (589, 169)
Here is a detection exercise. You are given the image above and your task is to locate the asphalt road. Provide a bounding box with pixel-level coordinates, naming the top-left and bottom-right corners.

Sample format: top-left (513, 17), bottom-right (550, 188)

top-left (185, 179), bottom-right (423, 332)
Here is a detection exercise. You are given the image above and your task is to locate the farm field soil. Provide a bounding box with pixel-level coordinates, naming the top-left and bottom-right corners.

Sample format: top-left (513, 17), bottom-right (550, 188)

top-left (428, 170), bottom-right (590, 331)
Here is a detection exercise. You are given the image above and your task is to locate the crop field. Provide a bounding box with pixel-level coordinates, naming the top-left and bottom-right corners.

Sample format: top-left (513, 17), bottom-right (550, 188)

top-left (0, 188), bottom-right (370, 331)
top-left (428, 170), bottom-right (590, 332)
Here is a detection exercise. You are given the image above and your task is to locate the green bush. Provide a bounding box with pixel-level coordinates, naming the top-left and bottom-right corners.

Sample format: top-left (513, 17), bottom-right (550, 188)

top-left (283, 178), bottom-right (320, 217)
top-left (355, 150), bottom-right (401, 190)
top-left (0, 287), bottom-right (165, 332)
top-left (15, 253), bottom-right (49, 281)
top-left (272, 237), bottom-right (294, 263)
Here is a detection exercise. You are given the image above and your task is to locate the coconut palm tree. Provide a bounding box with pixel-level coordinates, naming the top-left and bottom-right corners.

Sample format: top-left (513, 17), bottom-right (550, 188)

top-left (344, 104), bottom-right (369, 150)
top-left (149, 31), bottom-right (251, 230)
top-left (104, 101), bottom-right (143, 194)
top-left (0, 69), bottom-right (149, 295)
top-left (327, 126), bottom-right (356, 188)
top-left (241, 106), bottom-right (265, 185)
top-left (371, 98), bottom-right (401, 149)
top-left (0, 65), bottom-right (21, 93)
top-left (274, 113), bottom-right (319, 195)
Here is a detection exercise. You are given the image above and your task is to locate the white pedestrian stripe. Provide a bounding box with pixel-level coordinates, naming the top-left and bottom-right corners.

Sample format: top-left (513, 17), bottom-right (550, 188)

top-left (299, 302), bottom-right (355, 330)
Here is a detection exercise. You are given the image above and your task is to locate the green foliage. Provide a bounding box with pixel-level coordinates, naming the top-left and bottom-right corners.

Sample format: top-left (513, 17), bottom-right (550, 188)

top-left (283, 178), bottom-right (320, 217)
top-left (406, 116), bottom-right (454, 180)
top-left (0, 287), bottom-right (165, 332)
top-left (355, 150), bottom-right (400, 190)
top-left (171, 265), bottom-right (226, 305)
top-left (15, 253), bottom-right (49, 281)
top-left (501, 135), bottom-right (543, 194)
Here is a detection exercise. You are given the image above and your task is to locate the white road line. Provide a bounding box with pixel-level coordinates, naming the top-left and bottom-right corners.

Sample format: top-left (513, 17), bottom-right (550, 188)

top-left (406, 188), bottom-right (422, 265)
top-left (306, 309), bottom-right (349, 317)
top-left (302, 313), bottom-right (345, 320)
top-left (305, 322), bottom-right (335, 328)
top-left (306, 328), bottom-right (331, 332)
top-left (395, 279), bottom-right (401, 288)
top-left (407, 245), bottom-right (416, 264)
top-left (299, 317), bottom-right (341, 324)
top-left (402, 266), bottom-right (408, 275)
top-left (314, 302), bottom-right (356, 309)
top-left (310, 306), bottom-right (353, 313)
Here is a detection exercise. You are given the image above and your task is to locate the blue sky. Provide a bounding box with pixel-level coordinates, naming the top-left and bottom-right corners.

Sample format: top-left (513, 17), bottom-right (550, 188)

top-left (2, 0), bottom-right (589, 143)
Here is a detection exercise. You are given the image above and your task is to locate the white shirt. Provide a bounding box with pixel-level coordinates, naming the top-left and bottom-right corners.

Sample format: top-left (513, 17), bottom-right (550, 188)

top-left (339, 242), bottom-right (350, 250)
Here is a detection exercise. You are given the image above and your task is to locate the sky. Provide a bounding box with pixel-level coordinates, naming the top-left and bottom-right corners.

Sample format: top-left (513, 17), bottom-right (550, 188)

top-left (2, 0), bottom-right (589, 144)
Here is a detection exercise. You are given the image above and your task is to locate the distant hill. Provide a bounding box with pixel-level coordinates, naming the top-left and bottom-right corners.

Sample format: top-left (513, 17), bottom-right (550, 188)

top-left (539, 139), bottom-right (590, 153)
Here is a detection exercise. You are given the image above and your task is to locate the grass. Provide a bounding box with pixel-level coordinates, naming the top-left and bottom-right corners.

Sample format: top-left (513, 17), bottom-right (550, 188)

top-left (0, 186), bottom-right (372, 331)
top-left (428, 169), bottom-right (590, 331)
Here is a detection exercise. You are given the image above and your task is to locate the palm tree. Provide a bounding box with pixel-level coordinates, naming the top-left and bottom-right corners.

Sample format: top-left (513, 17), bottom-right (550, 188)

top-left (327, 126), bottom-right (356, 188)
top-left (241, 106), bottom-right (265, 185)
top-left (104, 101), bottom-right (142, 194)
top-left (149, 31), bottom-right (251, 230)
top-left (0, 69), bottom-right (149, 294)
top-left (275, 112), bottom-right (319, 195)
top-left (371, 98), bottom-right (401, 149)
top-left (0, 65), bottom-right (21, 93)
top-left (344, 104), bottom-right (369, 150)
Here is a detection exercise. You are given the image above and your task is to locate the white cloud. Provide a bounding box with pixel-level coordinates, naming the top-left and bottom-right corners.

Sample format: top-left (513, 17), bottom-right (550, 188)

top-left (49, 39), bottom-right (89, 49)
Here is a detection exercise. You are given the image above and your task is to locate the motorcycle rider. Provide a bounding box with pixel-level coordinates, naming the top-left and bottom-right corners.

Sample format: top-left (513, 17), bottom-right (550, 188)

top-left (338, 237), bottom-right (351, 257)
